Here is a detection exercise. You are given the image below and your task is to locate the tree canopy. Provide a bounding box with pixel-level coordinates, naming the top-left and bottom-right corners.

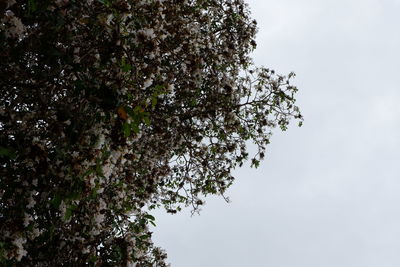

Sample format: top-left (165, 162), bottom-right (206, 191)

top-left (0, 0), bottom-right (302, 265)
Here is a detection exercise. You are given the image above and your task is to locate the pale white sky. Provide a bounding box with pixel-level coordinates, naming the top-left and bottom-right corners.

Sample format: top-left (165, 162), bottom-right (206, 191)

top-left (153, 1), bottom-right (400, 266)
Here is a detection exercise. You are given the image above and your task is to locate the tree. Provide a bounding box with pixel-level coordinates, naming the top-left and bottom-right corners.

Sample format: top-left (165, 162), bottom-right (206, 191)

top-left (0, 0), bottom-right (302, 265)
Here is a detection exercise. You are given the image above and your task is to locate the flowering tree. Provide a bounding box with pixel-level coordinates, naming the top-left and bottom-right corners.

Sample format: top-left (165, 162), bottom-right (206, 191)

top-left (0, 0), bottom-right (302, 265)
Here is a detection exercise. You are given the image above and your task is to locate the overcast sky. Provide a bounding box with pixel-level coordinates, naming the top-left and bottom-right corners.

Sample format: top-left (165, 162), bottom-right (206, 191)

top-left (152, 0), bottom-right (400, 266)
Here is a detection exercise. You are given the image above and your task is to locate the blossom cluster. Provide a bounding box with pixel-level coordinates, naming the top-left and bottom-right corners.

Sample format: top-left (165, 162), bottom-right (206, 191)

top-left (0, 0), bottom-right (301, 265)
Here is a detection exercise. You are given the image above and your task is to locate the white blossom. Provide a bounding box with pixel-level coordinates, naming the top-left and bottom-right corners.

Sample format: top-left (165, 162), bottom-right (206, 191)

top-left (23, 213), bottom-right (33, 227)
top-left (139, 28), bottom-right (156, 39)
top-left (102, 162), bottom-right (113, 180)
top-left (106, 14), bottom-right (114, 26)
top-left (1, 0), bottom-right (301, 265)
top-left (2, 10), bottom-right (25, 39)
top-left (12, 236), bottom-right (27, 261)
top-left (59, 201), bottom-right (67, 217)
top-left (27, 195), bottom-right (36, 209)
top-left (167, 84), bottom-right (175, 91)
top-left (82, 247), bottom-right (90, 254)
top-left (143, 78), bottom-right (153, 89)
top-left (111, 150), bottom-right (121, 164)
top-left (95, 134), bottom-right (105, 149)
top-left (99, 198), bottom-right (107, 210)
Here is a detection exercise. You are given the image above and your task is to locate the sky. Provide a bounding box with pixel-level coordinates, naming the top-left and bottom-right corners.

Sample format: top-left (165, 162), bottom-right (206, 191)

top-left (152, 0), bottom-right (400, 266)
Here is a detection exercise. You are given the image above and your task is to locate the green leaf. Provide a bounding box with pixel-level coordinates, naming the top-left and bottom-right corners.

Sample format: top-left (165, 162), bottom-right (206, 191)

top-left (0, 146), bottom-right (16, 158)
top-left (89, 255), bottom-right (97, 264)
top-left (90, 189), bottom-right (98, 199)
top-left (154, 84), bottom-right (165, 91)
top-left (151, 96), bottom-right (157, 109)
top-left (81, 169), bottom-right (94, 180)
top-left (95, 159), bottom-right (104, 176)
top-left (122, 122), bottom-right (131, 137)
top-left (27, 0), bottom-right (37, 15)
top-left (189, 99), bottom-right (197, 106)
top-left (127, 92), bottom-right (133, 101)
top-left (121, 63), bottom-right (132, 72)
top-left (96, 0), bottom-right (111, 7)
top-left (64, 207), bottom-right (73, 220)
top-left (64, 204), bottom-right (77, 220)
top-left (132, 124), bottom-right (140, 134)
top-left (252, 158), bottom-right (260, 168)
top-left (51, 194), bottom-right (62, 208)
top-left (138, 234), bottom-right (150, 240)
top-left (144, 214), bottom-right (155, 221)
top-left (142, 116), bottom-right (151, 126)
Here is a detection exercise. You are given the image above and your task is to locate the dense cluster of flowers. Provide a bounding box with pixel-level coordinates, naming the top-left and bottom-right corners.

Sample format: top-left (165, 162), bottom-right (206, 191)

top-left (0, 0), bottom-right (302, 265)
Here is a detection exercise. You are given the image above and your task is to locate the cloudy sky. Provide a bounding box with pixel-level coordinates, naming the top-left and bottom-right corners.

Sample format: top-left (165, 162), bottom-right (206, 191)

top-left (152, 0), bottom-right (400, 266)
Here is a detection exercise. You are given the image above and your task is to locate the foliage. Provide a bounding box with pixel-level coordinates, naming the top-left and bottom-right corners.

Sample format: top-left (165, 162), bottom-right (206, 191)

top-left (0, 0), bottom-right (302, 265)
